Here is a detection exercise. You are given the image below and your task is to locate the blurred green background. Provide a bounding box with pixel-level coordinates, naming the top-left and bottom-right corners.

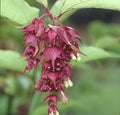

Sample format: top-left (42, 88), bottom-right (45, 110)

top-left (0, 0), bottom-right (120, 115)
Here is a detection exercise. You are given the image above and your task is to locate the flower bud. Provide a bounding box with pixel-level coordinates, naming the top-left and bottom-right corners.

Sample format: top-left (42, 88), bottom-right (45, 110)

top-left (49, 111), bottom-right (60, 115)
top-left (71, 54), bottom-right (76, 60)
top-left (56, 111), bottom-right (60, 115)
top-left (77, 53), bottom-right (81, 61)
top-left (68, 79), bottom-right (73, 87)
top-left (64, 78), bottom-right (73, 88)
top-left (64, 80), bottom-right (69, 88)
top-left (61, 91), bottom-right (68, 104)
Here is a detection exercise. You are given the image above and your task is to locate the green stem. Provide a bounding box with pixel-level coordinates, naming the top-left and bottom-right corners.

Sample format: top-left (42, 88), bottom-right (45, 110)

top-left (7, 95), bottom-right (13, 115)
top-left (28, 91), bottom-right (39, 115)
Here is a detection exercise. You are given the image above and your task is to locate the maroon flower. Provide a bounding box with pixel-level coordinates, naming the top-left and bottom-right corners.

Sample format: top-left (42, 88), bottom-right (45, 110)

top-left (22, 6), bottom-right (83, 115)
top-left (49, 24), bottom-right (72, 45)
top-left (23, 18), bottom-right (45, 35)
top-left (44, 95), bottom-right (60, 105)
top-left (48, 104), bottom-right (59, 115)
top-left (64, 26), bottom-right (82, 42)
top-left (40, 47), bottom-right (62, 70)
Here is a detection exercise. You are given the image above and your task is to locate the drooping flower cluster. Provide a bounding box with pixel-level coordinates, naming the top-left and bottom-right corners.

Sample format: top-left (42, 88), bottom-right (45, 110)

top-left (22, 10), bottom-right (82, 115)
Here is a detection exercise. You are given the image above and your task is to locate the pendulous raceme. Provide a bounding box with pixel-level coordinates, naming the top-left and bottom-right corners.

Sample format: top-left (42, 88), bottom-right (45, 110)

top-left (22, 7), bottom-right (83, 115)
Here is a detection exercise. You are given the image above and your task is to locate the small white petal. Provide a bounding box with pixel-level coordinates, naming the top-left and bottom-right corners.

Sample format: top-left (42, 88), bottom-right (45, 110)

top-left (68, 79), bottom-right (73, 87)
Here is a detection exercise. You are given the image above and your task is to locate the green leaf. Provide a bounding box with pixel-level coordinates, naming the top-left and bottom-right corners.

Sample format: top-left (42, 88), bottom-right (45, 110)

top-left (81, 46), bottom-right (120, 61)
top-left (71, 46), bottom-right (120, 65)
top-left (61, 0), bottom-right (120, 13)
top-left (0, 96), bottom-right (8, 115)
top-left (88, 21), bottom-right (109, 39)
top-left (0, 50), bottom-right (26, 72)
top-left (18, 75), bottom-right (31, 90)
top-left (51, 0), bottom-right (120, 21)
top-left (60, 0), bottom-right (85, 13)
top-left (36, 0), bottom-right (48, 7)
top-left (94, 37), bottom-right (120, 53)
top-left (1, 0), bottom-right (40, 25)
top-left (4, 75), bottom-right (17, 95)
top-left (94, 36), bottom-right (120, 48)
top-left (88, 21), bottom-right (120, 39)
top-left (50, 0), bottom-right (66, 16)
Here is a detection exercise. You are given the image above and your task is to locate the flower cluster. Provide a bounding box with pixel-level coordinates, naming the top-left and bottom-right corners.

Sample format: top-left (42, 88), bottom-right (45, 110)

top-left (22, 11), bottom-right (82, 115)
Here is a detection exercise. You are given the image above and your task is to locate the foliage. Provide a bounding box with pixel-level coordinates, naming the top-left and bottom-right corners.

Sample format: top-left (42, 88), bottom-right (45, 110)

top-left (0, 50), bottom-right (26, 72)
top-left (1, 0), bottom-right (120, 25)
top-left (1, 0), bottom-right (39, 25)
top-left (51, 0), bottom-right (120, 21)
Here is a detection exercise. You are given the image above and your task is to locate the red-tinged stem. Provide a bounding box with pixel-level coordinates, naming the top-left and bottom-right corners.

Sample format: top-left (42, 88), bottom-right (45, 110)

top-left (39, 13), bottom-right (51, 20)
top-left (55, 18), bottom-right (63, 27)
top-left (57, 8), bottom-right (73, 19)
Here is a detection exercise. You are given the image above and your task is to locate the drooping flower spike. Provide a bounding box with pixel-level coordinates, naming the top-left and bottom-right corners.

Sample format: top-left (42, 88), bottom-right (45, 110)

top-left (22, 3), bottom-right (83, 115)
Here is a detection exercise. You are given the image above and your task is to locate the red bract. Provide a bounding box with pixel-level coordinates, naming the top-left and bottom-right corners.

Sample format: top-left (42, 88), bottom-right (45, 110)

top-left (64, 26), bottom-right (82, 42)
top-left (49, 24), bottom-right (72, 45)
top-left (48, 104), bottom-right (59, 115)
top-left (47, 29), bottom-right (57, 45)
top-left (22, 7), bottom-right (83, 115)
top-left (23, 18), bottom-right (45, 35)
top-left (44, 95), bottom-right (60, 105)
top-left (40, 47), bottom-right (62, 70)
